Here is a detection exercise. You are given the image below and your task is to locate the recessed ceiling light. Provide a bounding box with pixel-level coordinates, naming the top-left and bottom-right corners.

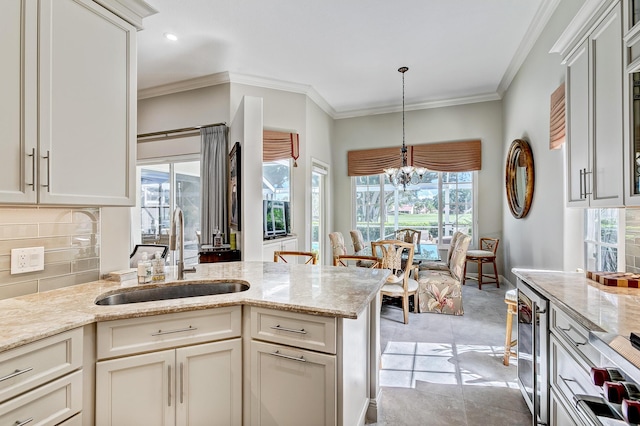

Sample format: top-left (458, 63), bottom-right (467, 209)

top-left (164, 32), bottom-right (178, 41)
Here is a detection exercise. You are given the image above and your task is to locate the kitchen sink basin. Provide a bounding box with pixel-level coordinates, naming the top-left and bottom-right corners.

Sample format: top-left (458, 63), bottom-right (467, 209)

top-left (95, 281), bottom-right (250, 306)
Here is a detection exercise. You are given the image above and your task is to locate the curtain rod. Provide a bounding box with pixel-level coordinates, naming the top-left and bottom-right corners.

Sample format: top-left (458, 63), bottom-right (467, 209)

top-left (137, 122), bottom-right (226, 139)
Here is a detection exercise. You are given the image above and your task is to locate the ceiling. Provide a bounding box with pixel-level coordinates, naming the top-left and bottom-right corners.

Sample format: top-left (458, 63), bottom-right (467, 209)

top-left (137, 0), bottom-right (557, 118)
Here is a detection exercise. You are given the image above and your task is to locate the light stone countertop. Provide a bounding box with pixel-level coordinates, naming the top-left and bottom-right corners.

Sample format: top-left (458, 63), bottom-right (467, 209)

top-left (512, 268), bottom-right (640, 375)
top-left (0, 261), bottom-right (389, 353)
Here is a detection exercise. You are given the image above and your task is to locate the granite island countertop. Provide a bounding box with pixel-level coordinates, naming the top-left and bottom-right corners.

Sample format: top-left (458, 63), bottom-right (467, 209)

top-left (0, 261), bottom-right (389, 353)
top-left (512, 268), bottom-right (640, 378)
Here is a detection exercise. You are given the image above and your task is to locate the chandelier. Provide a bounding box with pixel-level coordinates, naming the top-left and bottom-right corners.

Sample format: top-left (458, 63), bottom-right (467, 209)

top-left (383, 67), bottom-right (427, 190)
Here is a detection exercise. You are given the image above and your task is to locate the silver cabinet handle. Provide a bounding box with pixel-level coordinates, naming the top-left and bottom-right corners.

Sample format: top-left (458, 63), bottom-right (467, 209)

top-left (168, 365), bottom-right (172, 407)
top-left (0, 367), bottom-right (33, 383)
top-left (42, 151), bottom-right (50, 192)
top-left (15, 417), bottom-right (34, 426)
top-left (180, 362), bottom-right (184, 404)
top-left (559, 375), bottom-right (587, 396)
top-left (559, 326), bottom-right (587, 346)
top-left (270, 350), bottom-right (306, 363)
top-left (579, 169), bottom-right (584, 199)
top-left (270, 324), bottom-right (307, 334)
top-left (151, 326), bottom-right (196, 336)
top-left (27, 148), bottom-right (35, 190)
top-left (583, 169), bottom-right (592, 196)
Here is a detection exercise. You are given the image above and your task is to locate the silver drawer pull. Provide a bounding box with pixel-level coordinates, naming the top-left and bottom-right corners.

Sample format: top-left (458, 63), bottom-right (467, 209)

top-left (270, 350), bottom-right (306, 363)
top-left (15, 418), bottom-right (34, 426)
top-left (42, 151), bottom-right (50, 192)
top-left (559, 326), bottom-right (587, 346)
top-left (559, 375), bottom-right (587, 396)
top-left (27, 148), bottom-right (35, 190)
top-left (0, 367), bottom-right (34, 383)
top-left (270, 324), bottom-right (307, 335)
top-left (152, 326), bottom-right (196, 336)
top-left (168, 365), bottom-right (172, 407)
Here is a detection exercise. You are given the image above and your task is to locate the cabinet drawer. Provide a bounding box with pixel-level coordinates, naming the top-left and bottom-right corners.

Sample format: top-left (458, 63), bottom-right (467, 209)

top-left (0, 328), bottom-right (83, 404)
top-left (251, 307), bottom-right (336, 354)
top-left (550, 304), bottom-right (600, 367)
top-left (0, 369), bottom-right (82, 426)
top-left (97, 306), bottom-right (241, 359)
top-left (550, 335), bottom-right (602, 412)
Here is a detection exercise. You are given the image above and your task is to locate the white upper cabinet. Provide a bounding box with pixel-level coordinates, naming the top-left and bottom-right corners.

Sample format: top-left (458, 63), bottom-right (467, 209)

top-left (560, 1), bottom-right (624, 207)
top-left (0, 0), bottom-right (152, 206)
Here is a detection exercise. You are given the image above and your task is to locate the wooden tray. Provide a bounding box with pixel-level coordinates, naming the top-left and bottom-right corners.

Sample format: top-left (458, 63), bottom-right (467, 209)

top-left (586, 271), bottom-right (640, 288)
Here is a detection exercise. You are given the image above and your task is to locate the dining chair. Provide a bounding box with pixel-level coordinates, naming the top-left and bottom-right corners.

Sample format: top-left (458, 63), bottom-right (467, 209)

top-left (463, 237), bottom-right (500, 289)
top-left (273, 251), bottom-right (318, 265)
top-left (333, 254), bottom-right (380, 268)
top-left (420, 231), bottom-right (463, 272)
top-left (329, 231), bottom-right (347, 263)
top-left (394, 228), bottom-right (422, 253)
top-left (371, 240), bottom-right (419, 324)
top-left (349, 229), bottom-right (366, 253)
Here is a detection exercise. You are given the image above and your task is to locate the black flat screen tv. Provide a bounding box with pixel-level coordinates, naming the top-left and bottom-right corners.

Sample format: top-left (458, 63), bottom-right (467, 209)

top-left (263, 200), bottom-right (290, 238)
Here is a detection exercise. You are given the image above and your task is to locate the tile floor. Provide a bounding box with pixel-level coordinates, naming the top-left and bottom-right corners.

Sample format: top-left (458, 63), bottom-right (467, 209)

top-left (372, 281), bottom-right (533, 425)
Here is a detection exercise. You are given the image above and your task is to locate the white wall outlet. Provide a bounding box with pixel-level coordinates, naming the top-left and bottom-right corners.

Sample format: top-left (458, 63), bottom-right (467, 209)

top-left (11, 247), bottom-right (45, 274)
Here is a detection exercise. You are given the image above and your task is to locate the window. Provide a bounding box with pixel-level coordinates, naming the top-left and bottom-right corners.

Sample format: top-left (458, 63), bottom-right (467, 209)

top-left (134, 160), bottom-right (201, 264)
top-left (263, 160), bottom-right (291, 201)
top-left (584, 208), bottom-right (623, 271)
top-left (353, 172), bottom-right (474, 245)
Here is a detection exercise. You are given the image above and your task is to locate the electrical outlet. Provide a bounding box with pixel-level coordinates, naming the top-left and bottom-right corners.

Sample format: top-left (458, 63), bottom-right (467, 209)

top-left (11, 247), bottom-right (44, 274)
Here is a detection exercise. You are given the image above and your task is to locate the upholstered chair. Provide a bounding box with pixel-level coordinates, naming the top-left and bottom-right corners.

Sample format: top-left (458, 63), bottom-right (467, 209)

top-left (350, 229), bottom-right (366, 253)
top-left (416, 233), bottom-right (471, 316)
top-left (419, 231), bottom-right (463, 272)
top-left (329, 232), bottom-right (347, 263)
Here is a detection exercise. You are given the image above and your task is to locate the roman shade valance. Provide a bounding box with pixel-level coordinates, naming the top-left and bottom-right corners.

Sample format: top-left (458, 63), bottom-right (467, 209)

top-left (263, 130), bottom-right (300, 166)
top-left (549, 83), bottom-right (565, 150)
top-left (347, 139), bottom-right (482, 176)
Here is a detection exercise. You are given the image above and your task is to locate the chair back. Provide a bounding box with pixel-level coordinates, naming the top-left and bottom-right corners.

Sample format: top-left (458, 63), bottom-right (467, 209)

top-left (333, 254), bottom-right (380, 268)
top-left (449, 234), bottom-right (471, 282)
top-left (395, 228), bottom-right (421, 251)
top-left (445, 231), bottom-right (463, 266)
top-left (480, 237), bottom-right (500, 255)
top-left (350, 230), bottom-right (366, 252)
top-left (130, 244), bottom-right (169, 267)
top-left (371, 240), bottom-right (414, 285)
top-left (329, 232), bottom-right (347, 259)
top-left (273, 251), bottom-right (318, 265)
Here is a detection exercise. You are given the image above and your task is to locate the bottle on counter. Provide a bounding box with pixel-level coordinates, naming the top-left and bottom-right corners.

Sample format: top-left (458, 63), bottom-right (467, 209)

top-left (152, 251), bottom-right (165, 282)
top-left (213, 228), bottom-right (222, 247)
top-left (137, 252), bottom-right (152, 284)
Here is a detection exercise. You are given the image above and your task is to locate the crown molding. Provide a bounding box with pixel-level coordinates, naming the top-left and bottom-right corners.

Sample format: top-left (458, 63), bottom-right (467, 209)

top-left (333, 92), bottom-right (502, 120)
top-left (550, 0), bottom-right (615, 57)
top-left (137, 72), bottom-right (231, 100)
top-left (93, 0), bottom-right (157, 30)
top-left (497, 0), bottom-right (561, 96)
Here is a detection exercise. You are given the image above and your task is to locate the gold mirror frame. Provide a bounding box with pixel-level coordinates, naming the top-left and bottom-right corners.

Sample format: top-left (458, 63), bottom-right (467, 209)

top-left (506, 139), bottom-right (534, 219)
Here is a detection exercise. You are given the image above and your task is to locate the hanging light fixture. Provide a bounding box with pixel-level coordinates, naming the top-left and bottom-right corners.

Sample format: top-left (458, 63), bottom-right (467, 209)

top-left (383, 67), bottom-right (427, 190)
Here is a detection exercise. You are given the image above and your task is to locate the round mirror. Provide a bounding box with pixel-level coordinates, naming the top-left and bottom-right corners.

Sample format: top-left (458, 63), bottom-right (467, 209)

top-left (506, 139), bottom-right (534, 219)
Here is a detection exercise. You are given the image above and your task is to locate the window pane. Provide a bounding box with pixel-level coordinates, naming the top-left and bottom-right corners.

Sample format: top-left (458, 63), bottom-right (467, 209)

top-left (175, 161), bottom-right (201, 264)
top-left (599, 208), bottom-right (618, 244)
top-left (140, 165), bottom-right (170, 246)
top-left (355, 175), bottom-right (382, 242)
top-left (263, 160), bottom-right (291, 201)
top-left (601, 246), bottom-right (617, 272)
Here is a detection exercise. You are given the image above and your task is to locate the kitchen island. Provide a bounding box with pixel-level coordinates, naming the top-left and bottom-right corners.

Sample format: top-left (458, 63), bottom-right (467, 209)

top-left (0, 261), bottom-right (389, 425)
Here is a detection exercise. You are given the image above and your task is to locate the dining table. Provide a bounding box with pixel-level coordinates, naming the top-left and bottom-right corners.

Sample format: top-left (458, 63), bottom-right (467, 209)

top-left (356, 242), bottom-right (441, 265)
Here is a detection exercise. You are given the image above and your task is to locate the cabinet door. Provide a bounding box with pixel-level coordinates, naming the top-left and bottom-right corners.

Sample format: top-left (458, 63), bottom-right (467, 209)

top-left (250, 340), bottom-right (336, 426)
top-left (566, 40), bottom-right (590, 207)
top-left (549, 387), bottom-right (578, 426)
top-left (282, 238), bottom-right (298, 251)
top-left (263, 241), bottom-right (280, 261)
top-left (0, 0), bottom-right (37, 203)
top-left (590, 3), bottom-right (623, 206)
top-left (38, 0), bottom-right (136, 206)
top-left (176, 339), bottom-right (242, 426)
top-left (96, 350), bottom-right (175, 426)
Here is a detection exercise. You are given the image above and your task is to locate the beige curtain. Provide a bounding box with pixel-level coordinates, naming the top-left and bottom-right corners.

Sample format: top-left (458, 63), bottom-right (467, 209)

top-left (347, 140), bottom-right (481, 176)
top-left (263, 130), bottom-right (300, 166)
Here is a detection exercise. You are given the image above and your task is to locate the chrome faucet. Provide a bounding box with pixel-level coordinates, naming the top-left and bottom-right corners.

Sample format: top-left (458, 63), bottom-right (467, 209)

top-left (170, 207), bottom-right (197, 280)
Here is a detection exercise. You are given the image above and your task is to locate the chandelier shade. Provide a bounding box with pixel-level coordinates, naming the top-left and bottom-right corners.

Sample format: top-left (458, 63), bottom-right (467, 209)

top-left (383, 67), bottom-right (426, 189)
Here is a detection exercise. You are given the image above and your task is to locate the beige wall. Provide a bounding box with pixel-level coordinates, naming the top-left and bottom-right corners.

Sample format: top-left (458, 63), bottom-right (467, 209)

top-left (501, 0), bottom-right (584, 284)
top-left (332, 101), bottom-right (505, 273)
top-left (0, 206), bottom-right (100, 300)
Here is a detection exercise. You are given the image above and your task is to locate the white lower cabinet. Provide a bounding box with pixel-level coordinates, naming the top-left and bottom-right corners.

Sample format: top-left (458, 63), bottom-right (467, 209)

top-left (96, 338), bottom-right (242, 426)
top-left (262, 236), bottom-right (298, 261)
top-left (549, 387), bottom-right (579, 426)
top-left (250, 340), bottom-right (336, 426)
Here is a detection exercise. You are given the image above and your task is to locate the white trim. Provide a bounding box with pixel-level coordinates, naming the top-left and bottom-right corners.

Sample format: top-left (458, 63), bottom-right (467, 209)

top-left (550, 0), bottom-right (617, 57)
top-left (498, 0), bottom-right (562, 95)
top-left (93, 0), bottom-right (157, 30)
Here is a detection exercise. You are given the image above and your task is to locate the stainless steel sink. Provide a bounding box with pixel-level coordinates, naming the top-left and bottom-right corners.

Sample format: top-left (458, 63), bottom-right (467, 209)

top-left (95, 281), bottom-right (249, 305)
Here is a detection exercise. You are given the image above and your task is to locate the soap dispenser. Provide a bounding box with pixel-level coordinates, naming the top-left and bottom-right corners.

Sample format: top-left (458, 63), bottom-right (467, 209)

top-left (152, 251), bottom-right (165, 282)
top-left (137, 252), bottom-right (152, 284)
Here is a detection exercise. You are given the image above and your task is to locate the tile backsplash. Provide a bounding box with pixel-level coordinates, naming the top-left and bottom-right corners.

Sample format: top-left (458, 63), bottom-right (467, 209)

top-left (0, 207), bottom-right (100, 300)
top-left (626, 208), bottom-right (640, 274)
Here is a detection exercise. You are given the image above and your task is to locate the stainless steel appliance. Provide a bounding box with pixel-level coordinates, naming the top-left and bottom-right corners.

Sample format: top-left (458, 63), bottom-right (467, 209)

top-left (517, 281), bottom-right (549, 425)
